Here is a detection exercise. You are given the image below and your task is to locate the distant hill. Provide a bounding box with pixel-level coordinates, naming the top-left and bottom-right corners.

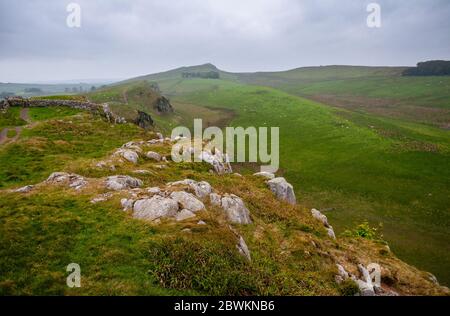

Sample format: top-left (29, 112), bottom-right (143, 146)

top-left (116, 63), bottom-right (449, 128)
top-left (121, 63), bottom-right (230, 83)
top-left (123, 63), bottom-right (406, 85)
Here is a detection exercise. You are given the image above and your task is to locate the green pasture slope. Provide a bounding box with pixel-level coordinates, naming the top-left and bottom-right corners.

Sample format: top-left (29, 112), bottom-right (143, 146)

top-left (130, 73), bottom-right (450, 285)
top-left (233, 65), bottom-right (450, 127)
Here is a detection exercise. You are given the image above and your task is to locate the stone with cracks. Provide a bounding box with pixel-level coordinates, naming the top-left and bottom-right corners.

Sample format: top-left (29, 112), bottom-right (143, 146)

top-left (133, 195), bottom-right (179, 221)
top-left (221, 194), bottom-right (252, 225)
top-left (170, 191), bottom-right (205, 213)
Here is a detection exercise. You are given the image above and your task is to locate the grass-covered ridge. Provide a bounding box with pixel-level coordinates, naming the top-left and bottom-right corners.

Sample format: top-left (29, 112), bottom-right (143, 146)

top-left (145, 77), bottom-right (450, 286)
top-left (0, 110), bottom-right (144, 189)
top-left (0, 110), bottom-right (446, 295)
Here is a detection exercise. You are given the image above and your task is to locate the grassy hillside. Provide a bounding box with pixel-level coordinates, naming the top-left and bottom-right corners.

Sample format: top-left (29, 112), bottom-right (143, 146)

top-left (87, 80), bottom-right (234, 134)
top-left (0, 110), bottom-right (143, 189)
top-left (0, 107), bottom-right (26, 130)
top-left (0, 107), bottom-right (446, 295)
top-left (125, 76), bottom-right (449, 286)
top-left (231, 66), bottom-right (450, 128)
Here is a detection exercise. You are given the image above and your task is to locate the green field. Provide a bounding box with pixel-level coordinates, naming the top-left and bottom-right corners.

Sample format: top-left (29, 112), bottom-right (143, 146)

top-left (115, 66), bottom-right (450, 285)
top-left (233, 66), bottom-right (450, 128)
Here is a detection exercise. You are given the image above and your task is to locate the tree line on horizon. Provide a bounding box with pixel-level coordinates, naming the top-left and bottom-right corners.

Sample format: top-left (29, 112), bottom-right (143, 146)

top-left (403, 60), bottom-right (450, 76)
top-left (181, 71), bottom-right (220, 79)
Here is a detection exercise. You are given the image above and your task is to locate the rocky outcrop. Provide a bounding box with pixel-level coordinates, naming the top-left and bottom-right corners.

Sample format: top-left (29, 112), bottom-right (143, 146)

top-left (133, 195), bottom-right (179, 221)
top-left (154, 96), bottom-right (173, 113)
top-left (170, 191), bottom-right (205, 213)
top-left (134, 110), bottom-right (154, 129)
top-left (311, 208), bottom-right (336, 240)
top-left (197, 149), bottom-right (233, 174)
top-left (267, 177), bottom-right (296, 205)
top-left (311, 208), bottom-right (330, 227)
top-left (168, 179), bottom-right (212, 199)
top-left (105, 175), bottom-right (143, 191)
top-left (46, 172), bottom-right (87, 190)
top-left (168, 179), bottom-right (251, 224)
top-left (220, 194), bottom-right (252, 225)
top-left (236, 236), bottom-right (251, 261)
top-left (114, 149), bottom-right (140, 164)
top-left (175, 209), bottom-right (196, 221)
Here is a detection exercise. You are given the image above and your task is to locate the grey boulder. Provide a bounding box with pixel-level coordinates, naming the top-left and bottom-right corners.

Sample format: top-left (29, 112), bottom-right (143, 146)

top-left (105, 175), bottom-right (143, 191)
top-left (221, 194), bottom-right (252, 225)
top-left (133, 195), bottom-right (179, 221)
top-left (267, 177), bottom-right (296, 205)
top-left (170, 191), bottom-right (205, 213)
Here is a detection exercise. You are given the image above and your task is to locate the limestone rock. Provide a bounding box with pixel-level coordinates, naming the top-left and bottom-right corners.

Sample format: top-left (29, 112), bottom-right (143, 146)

top-left (175, 209), bottom-right (196, 221)
top-left (193, 181), bottom-right (212, 199)
top-left (356, 280), bottom-right (375, 296)
top-left (209, 193), bottom-right (222, 206)
top-left (46, 172), bottom-right (87, 190)
top-left (311, 209), bottom-right (330, 227)
top-left (168, 179), bottom-right (212, 199)
top-left (133, 195), bottom-right (179, 221)
top-left (336, 264), bottom-right (349, 279)
top-left (197, 149), bottom-right (232, 174)
top-left (121, 141), bottom-right (143, 153)
top-left (146, 151), bottom-right (161, 161)
top-left (115, 149), bottom-right (139, 164)
top-left (221, 194), bottom-right (252, 225)
top-left (121, 198), bottom-right (134, 211)
top-left (326, 227), bottom-right (336, 239)
top-left (91, 192), bottom-right (113, 204)
top-left (147, 187), bottom-right (161, 194)
top-left (170, 191), bottom-right (205, 213)
top-left (267, 177), bottom-right (296, 205)
top-left (133, 169), bottom-right (151, 175)
top-left (105, 175), bottom-right (143, 191)
top-left (236, 236), bottom-right (251, 261)
top-left (14, 185), bottom-right (34, 193)
top-left (253, 171), bottom-right (275, 180)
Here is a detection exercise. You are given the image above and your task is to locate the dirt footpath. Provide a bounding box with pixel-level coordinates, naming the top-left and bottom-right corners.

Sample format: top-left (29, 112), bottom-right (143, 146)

top-left (0, 108), bottom-right (33, 145)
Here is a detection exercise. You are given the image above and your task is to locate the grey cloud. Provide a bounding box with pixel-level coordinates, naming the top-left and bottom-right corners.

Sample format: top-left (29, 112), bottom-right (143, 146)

top-left (0, 0), bottom-right (449, 82)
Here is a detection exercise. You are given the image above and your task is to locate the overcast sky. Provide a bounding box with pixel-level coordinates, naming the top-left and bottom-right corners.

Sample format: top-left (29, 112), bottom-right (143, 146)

top-left (0, 0), bottom-right (449, 83)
